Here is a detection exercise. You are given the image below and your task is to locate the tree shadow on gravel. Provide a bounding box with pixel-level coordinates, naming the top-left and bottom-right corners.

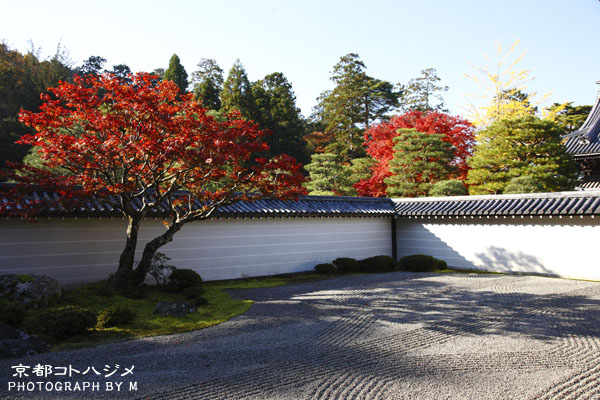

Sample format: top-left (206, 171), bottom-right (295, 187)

top-left (229, 271), bottom-right (600, 342)
top-left (3, 272), bottom-right (599, 400)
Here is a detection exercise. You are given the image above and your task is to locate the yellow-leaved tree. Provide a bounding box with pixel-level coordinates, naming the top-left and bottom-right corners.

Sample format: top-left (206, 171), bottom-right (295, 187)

top-left (464, 39), bottom-right (553, 128)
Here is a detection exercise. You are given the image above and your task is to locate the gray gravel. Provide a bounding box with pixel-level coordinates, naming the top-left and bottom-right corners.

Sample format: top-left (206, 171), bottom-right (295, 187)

top-left (2, 272), bottom-right (600, 399)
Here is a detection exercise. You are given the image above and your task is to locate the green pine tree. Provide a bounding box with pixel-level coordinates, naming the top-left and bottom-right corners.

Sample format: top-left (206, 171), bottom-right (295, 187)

top-left (251, 72), bottom-right (308, 164)
top-left (191, 58), bottom-right (223, 110)
top-left (304, 153), bottom-right (356, 196)
top-left (467, 116), bottom-right (578, 194)
top-left (220, 59), bottom-right (255, 119)
top-left (545, 102), bottom-right (592, 134)
top-left (349, 157), bottom-right (376, 185)
top-left (164, 54), bottom-right (188, 93)
top-left (385, 129), bottom-right (455, 197)
top-left (315, 53), bottom-right (399, 162)
top-left (429, 180), bottom-right (468, 196)
top-left (400, 68), bottom-right (448, 113)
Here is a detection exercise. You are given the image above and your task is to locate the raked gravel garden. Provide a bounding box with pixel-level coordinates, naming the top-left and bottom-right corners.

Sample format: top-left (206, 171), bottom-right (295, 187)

top-left (2, 270), bottom-right (600, 399)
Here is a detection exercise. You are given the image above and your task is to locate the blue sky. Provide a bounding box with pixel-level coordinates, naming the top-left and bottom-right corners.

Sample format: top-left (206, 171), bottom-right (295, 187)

top-left (3, 0), bottom-right (600, 118)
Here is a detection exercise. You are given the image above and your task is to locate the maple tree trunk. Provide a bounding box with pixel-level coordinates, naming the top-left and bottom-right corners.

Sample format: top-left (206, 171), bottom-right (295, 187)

top-left (132, 222), bottom-right (184, 287)
top-left (113, 215), bottom-right (142, 291)
top-left (113, 219), bottom-right (184, 291)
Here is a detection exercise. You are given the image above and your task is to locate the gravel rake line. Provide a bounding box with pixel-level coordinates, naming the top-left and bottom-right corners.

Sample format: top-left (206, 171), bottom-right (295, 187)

top-left (489, 285), bottom-right (529, 303)
top-left (314, 311), bottom-right (378, 346)
top-left (308, 315), bottom-right (517, 400)
top-left (559, 284), bottom-right (600, 299)
top-left (141, 312), bottom-right (503, 400)
top-left (309, 350), bottom-right (573, 400)
top-left (530, 334), bottom-right (600, 400)
top-left (532, 363), bottom-right (600, 400)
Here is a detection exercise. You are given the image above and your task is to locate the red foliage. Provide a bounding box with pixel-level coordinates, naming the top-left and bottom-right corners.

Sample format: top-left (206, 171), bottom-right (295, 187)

top-left (5, 73), bottom-right (305, 218)
top-left (357, 111), bottom-right (475, 197)
top-left (303, 130), bottom-right (334, 154)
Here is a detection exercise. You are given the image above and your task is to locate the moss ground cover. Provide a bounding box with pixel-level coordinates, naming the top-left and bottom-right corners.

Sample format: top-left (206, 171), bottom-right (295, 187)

top-left (18, 273), bottom-right (325, 351)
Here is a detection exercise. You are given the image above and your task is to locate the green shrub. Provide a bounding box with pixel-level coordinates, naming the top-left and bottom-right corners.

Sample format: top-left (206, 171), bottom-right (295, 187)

top-left (16, 274), bottom-right (35, 283)
top-left (332, 258), bottom-right (360, 274)
top-left (124, 283), bottom-right (149, 299)
top-left (194, 297), bottom-right (209, 307)
top-left (0, 300), bottom-right (26, 327)
top-left (314, 263), bottom-right (337, 275)
top-left (429, 180), bottom-right (468, 196)
top-left (165, 269), bottom-right (203, 292)
top-left (93, 283), bottom-right (115, 297)
top-left (398, 254), bottom-right (447, 272)
top-left (97, 306), bottom-right (136, 328)
top-left (503, 175), bottom-right (543, 194)
top-left (30, 306), bottom-right (97, 341)
top-left (359, 255), bottom-right (397, 273)
top-left (182, 286), bottom-right (205, 299)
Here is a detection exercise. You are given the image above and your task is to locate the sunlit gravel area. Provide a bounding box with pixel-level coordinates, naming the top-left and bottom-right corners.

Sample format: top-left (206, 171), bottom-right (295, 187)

top-left (2, 271), bottom-right (600, 399)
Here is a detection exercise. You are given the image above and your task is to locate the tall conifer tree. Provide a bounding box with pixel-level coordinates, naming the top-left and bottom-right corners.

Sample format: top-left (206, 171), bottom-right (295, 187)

top-left (220, 59), bottom-right (255, 119)
top-left (251, 72), bottom-right (308, 164)
top-left (191, 58), bottom-right (223, 110)
top-left (400, 68), bottom-right (448, 112)
top-left (164, 54), bottom-right (188, 93)
top-left (315, 53), bottom-right (399, 162)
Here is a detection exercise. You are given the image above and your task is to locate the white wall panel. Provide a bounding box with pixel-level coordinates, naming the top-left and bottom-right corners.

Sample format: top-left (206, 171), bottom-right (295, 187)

top-left (396, 217), bottom-right (600, 280)
top-left (0, 217), bottom-right (392, 283)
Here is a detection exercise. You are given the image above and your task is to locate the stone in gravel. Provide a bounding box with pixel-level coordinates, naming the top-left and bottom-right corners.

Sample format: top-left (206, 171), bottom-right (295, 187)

top-left (153, 301), bottom-right (197, 317)
top-left (0, 322), bottom-right (48, 359)
top-left (0, 274), bottom-right (61, 308)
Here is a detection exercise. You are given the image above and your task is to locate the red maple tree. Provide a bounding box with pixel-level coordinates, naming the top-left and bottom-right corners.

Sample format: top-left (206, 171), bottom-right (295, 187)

top-left (356, 111), bottom-right (475, 197)
top-left (6, 73), bottom-right (305, 289)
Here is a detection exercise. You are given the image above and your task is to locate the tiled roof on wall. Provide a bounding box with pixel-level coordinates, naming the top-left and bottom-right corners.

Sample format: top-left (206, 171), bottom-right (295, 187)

top-left (393, 191), bottom-right (600, 218)
top-left (216, 196), bottom-right (395, 217)
top-left (3, 184), bottom-right (600, 219)
top-left (0, 184), bottom-right (395, 218)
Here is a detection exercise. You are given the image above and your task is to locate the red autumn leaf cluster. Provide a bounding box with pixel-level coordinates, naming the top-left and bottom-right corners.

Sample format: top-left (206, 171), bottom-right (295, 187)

top-left (6, 73), bottom-right (305, 219)
top-left (356, 111), bottom-right (475, 197)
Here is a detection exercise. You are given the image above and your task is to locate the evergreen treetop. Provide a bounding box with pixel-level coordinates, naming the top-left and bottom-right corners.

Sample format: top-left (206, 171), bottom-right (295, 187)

top-left (467, 116), bottom-right (578, 194)
top-left (164, 54), bottom-right (188, 94)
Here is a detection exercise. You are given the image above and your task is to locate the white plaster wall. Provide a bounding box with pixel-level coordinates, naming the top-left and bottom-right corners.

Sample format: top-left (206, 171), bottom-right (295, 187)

top-left (396, 216), bottom-right (600, 280)
top-left (0, 217), bottom-right (392, 283)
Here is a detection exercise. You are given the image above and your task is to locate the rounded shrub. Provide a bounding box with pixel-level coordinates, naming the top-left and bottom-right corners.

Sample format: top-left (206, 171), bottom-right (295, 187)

top-left (124, 283), bottom-right (149, 299)
top-left (194, 297), bottom-right (209, 307)
top-left (31, 306), bottom-right (97, 341)
top-left (93, 284), bottom-right (115, 298)
top-left (314, 263), bottom-right (337, 275)
top-left (503, 175), bottom-right (543, 194)
top-left (165, 269), bottom-right (203, 292)
top-left (359, 255), bottom-right (397, 273)
top-left (182, 286), bottom-right (205, 299)
top-left (332, 258), bottom-right (360, 274)
top-left (397, 254), bottom-right (447, 272)
top-left (430, 180), bottom-right (468, 197)
top-left (96, 306), bottom-right (136, 328)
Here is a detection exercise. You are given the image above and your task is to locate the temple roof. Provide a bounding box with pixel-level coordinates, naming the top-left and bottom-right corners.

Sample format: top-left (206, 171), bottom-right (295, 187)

top-left (565, 82), bottom-right (600, 158)
top-left (393, 191), bottom-right (600, 218)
